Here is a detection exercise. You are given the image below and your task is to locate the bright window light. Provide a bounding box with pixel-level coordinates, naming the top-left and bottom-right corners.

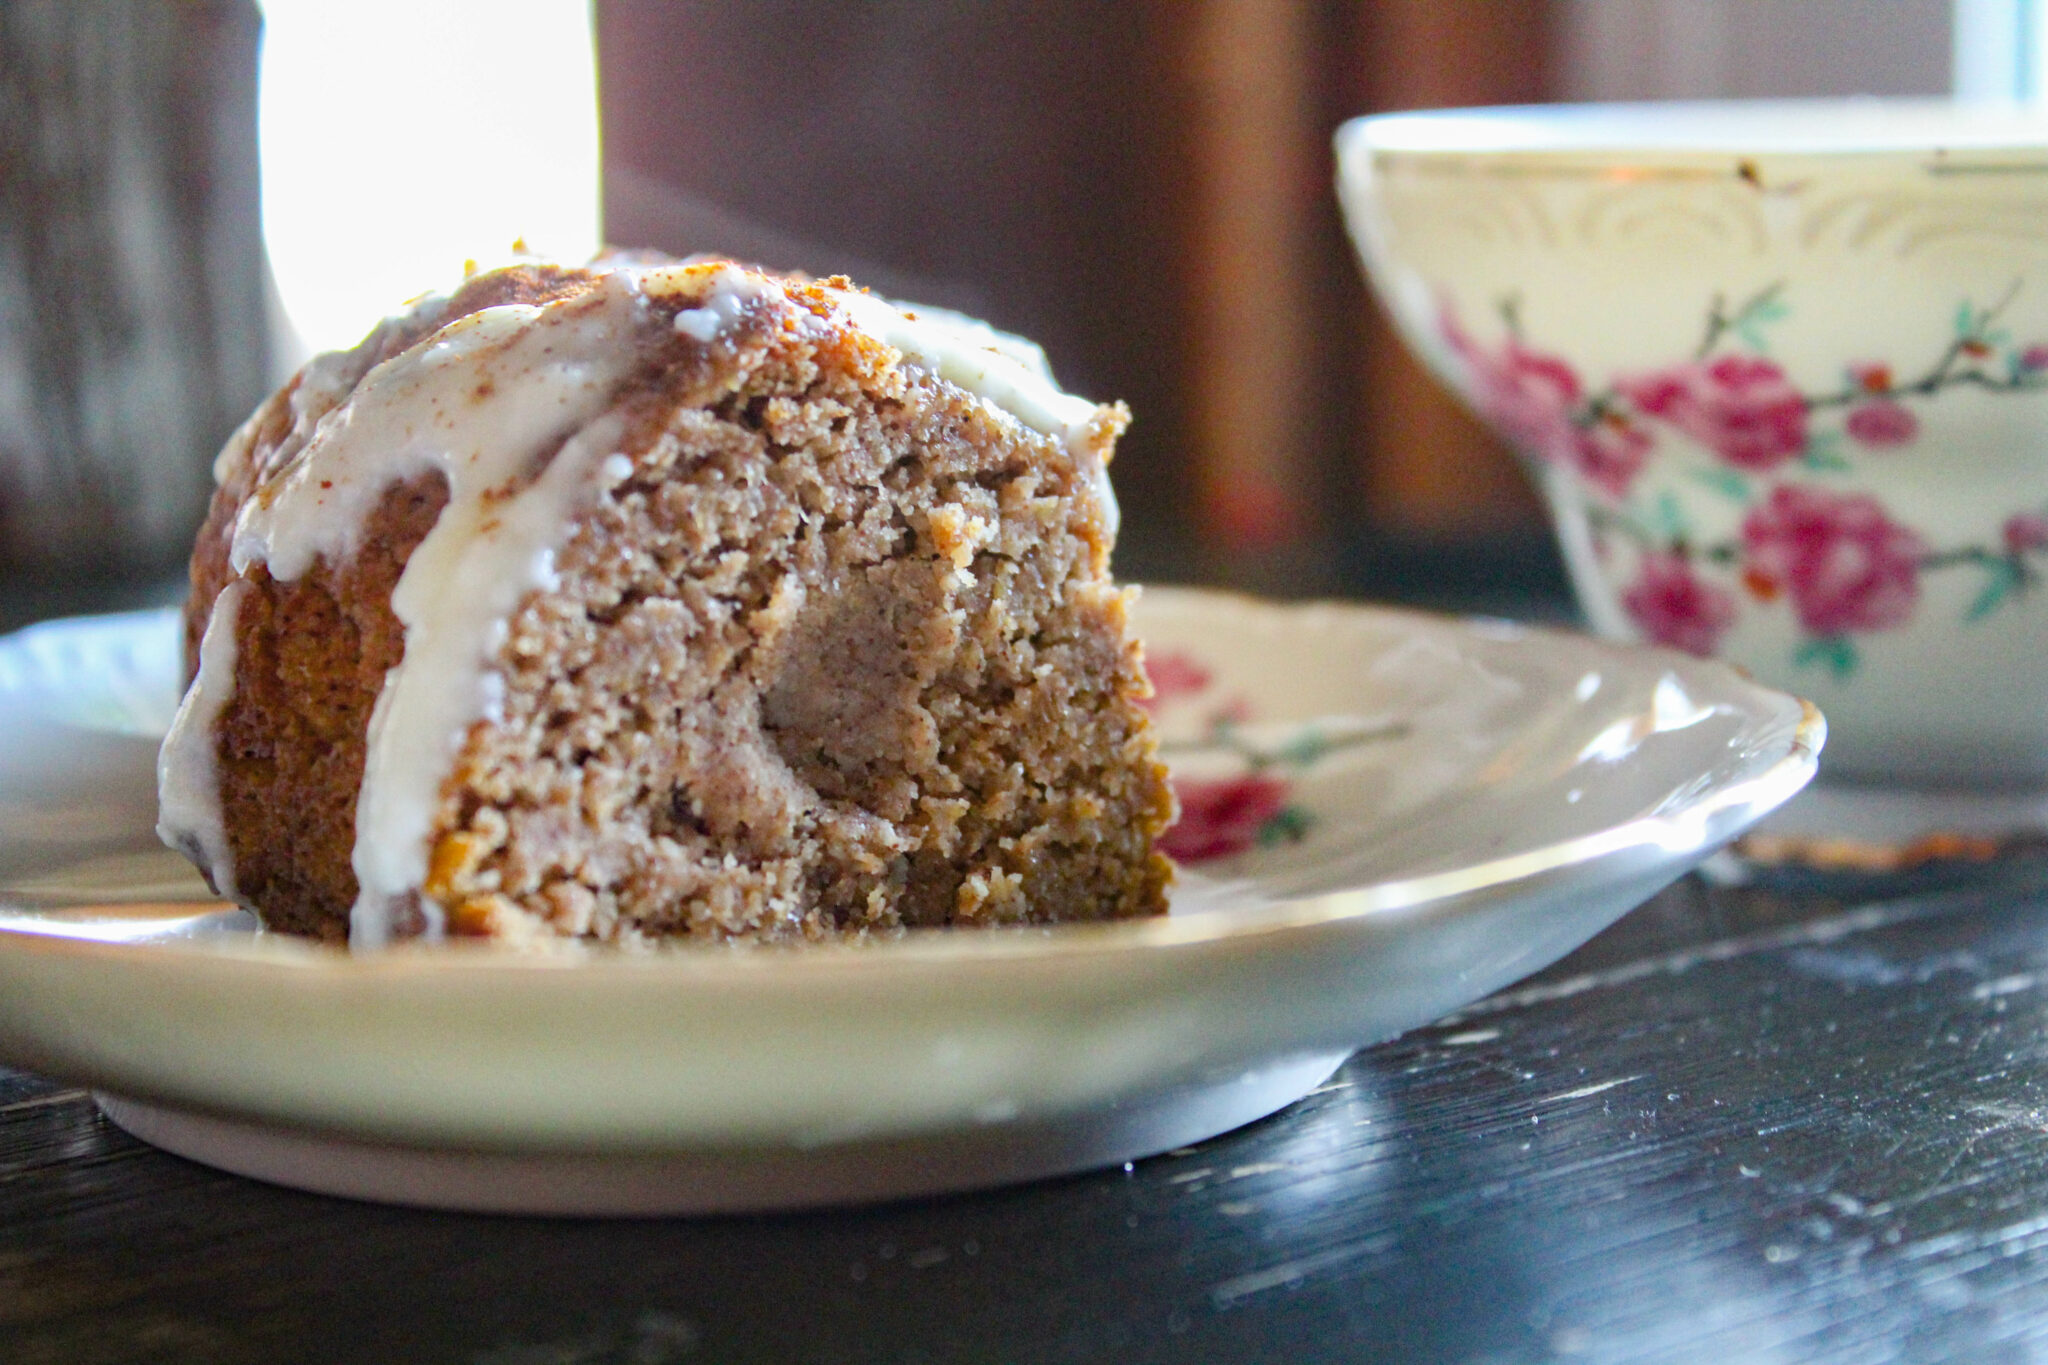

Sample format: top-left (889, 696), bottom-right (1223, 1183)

top-left (1955, 0), bottom-right (2047, 100)
top-left (257, 0), bottom-right (602, 361)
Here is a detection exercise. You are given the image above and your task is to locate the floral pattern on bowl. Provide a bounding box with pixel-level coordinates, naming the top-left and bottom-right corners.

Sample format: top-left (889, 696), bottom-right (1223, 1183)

top-left (1143, 649), bottom-right (1400, 864)
top-left (1443, 285), bottom-right (2048, 679)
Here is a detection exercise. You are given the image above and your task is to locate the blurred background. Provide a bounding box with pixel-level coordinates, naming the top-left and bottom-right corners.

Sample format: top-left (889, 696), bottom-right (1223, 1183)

top-left (0, 0), bottom-right (2001, 626)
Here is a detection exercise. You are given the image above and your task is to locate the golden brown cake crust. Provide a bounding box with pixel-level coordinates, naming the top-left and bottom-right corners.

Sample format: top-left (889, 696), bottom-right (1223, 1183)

top-left (180, 261), bottom-right (1175, 945)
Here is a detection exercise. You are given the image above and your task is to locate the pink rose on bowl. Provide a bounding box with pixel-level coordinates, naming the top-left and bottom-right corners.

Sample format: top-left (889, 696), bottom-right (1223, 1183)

top-left (1622, 355), bottom-right (1808, 471)
top-left (1844, 399), bottom-right (1919, 448)
top-left (1621, 551), bottom-right (1737, 657)
top-left (1160, 774), bottom-right (1291, 863)
top-left (1444, 313), bottom-right (1576, 447)
top-left (1463, 342), bottom-right (1579, 461)
top-left (1484, 349), bottom-right (1577, 452)
top-left (1741, 484), bottom-right (1927, 636)
top-left (1567, 416), bottom-right (1654, 501)
top-left (1441, 309), bottom-right (1650, 499)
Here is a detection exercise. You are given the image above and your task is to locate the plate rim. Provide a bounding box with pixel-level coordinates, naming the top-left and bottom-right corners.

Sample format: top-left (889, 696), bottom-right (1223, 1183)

top-left (0, 589), bottom-right (1823, 980)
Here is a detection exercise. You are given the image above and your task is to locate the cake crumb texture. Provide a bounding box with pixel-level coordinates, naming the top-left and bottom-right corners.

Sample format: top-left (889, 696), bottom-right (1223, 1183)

top-left (177, 261), bottom-right (1175, 945)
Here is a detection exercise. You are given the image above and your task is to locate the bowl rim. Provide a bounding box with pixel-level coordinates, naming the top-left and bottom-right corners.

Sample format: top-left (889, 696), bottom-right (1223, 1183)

top-left (1337, 97), bottom-right (2048, 162)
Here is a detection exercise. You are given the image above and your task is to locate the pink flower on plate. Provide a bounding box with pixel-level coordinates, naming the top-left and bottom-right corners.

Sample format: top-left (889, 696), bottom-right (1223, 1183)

top-left (2005, 512), bottom-right (2048, 555)
top-left (1140, 650), bottom-right (1212, 712)
top-left (1207, 694), bottom-right (1254, 727)
top-left (1741, 484), bottom-right (1927, 636)
top-left (1845, 400), bottom-right (1919, 448)
top-left (1160, 774), bottom-right (1292, 864)
top-left (1622, 355), bottom-right (1809, 471)
top-left (1621, 552), bottom-right (1738, 657)
top-left (2022, 345), bottom-right (2048, 374)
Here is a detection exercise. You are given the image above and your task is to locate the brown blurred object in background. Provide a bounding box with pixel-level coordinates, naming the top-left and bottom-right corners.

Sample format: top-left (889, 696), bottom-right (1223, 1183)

top-left (597, 0), bottom-right (1556, 599)
top-left (0, 0), bottom-right (269, 579)
top-left (1337, 0), bottom-right (1554, 541)
top-left (599, 1), bottom-right (1201, 583)
top-left (0, 0), bottom-right (1956, 610)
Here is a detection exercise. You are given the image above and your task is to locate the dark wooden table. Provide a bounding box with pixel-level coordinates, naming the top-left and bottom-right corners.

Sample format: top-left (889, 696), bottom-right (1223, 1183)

top-left (10, 852), bottom-right (2048, 1362)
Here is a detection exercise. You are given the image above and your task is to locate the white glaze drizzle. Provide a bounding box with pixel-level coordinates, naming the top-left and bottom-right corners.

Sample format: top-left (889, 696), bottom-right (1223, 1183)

top-left (156, 579), bottom-right (249, 902)
top-left (228, 272), bottom-right (656, 946)
top-left (815, 284), bottom-right (1120, 535)
top-left (641, 263), bottom-right (1116, 527)
top-left (349, 405), bottom-right (637, 945)
top-left (822, 287), bottom-right (1095, 444)
top-left (161, 258), bottom-right (1125, 946)
top-left (213, 293), bottom-right (451, 491)
top-left (671, 269), bottom-right (768, 341)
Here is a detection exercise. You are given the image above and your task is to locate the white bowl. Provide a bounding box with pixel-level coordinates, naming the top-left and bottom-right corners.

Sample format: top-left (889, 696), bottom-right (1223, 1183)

top-left (1338, 99), bottom-right (2048, 787)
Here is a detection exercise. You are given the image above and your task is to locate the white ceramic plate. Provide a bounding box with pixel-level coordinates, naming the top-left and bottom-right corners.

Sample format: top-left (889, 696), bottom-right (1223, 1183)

top-left (0, 590), bottom-right (1820, 1214)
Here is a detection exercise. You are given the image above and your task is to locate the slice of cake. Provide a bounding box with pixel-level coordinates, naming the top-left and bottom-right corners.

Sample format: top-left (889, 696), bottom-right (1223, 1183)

top-left (156, 257), bottom-right (1175, 947)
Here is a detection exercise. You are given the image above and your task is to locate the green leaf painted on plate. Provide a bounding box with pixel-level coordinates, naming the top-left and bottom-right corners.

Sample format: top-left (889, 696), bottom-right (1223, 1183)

top-left (1968, 558), bottom-right (2023, 621)
top-left (1793, 635), bottom-right (1858, 680)
top-left (1257, 806), bottom-right (1312, 847)
top-left (1279, 728), bottom-right (1330, 768)
top-left (1655, 490), bottom-right (1689, 541)
top-left (1802, 441), bottom-right (1852, 473)
top-left (1690, 467), bottom-right (1751, 504)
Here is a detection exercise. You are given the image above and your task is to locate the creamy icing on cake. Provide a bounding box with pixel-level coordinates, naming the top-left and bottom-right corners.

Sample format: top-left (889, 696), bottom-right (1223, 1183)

top-left (157, 258), bottom-right (1126, 948)
top-left (822, 286), bottom-right (1120, 537)
top-left (155, 578), bottom-right (249, 901)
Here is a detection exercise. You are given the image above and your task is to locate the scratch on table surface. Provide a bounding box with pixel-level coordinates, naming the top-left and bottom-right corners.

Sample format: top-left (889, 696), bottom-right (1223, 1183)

top-left (1226, 1162), bottom-right (1288, 1180)
top-left (1441, 897), bottom-right (1977, 1022)
top-left (1441, 1028), bottom-right (1502, 1046)
top-left (1970, 974), bottom-right (2039, 1001)
top-left (1894, 1209), bottom-right (2048, 1263)
top-left (1964, 1102), bottom-right (2048, 1132)
top-left (0, 1090), bottom-right (89, 1119)
top-left (1540, 1075), bottom-right (1643, 1105)
top-left (1896, 1105), bottom-right (2048, 1209)
top-left (1209, 1235), bottom-right (1397, 1310)
top-left (471, 1311), bottom-right (701, 1365)
top-left (1783, 944), bottom-right (1953, 988)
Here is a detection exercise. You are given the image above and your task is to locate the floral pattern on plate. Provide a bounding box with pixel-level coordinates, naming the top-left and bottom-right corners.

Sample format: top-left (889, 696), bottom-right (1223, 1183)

top-left (1143, 649), bottom-right (1398, 864)
top-left (1442, 286), bottom-right (2048, 679)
